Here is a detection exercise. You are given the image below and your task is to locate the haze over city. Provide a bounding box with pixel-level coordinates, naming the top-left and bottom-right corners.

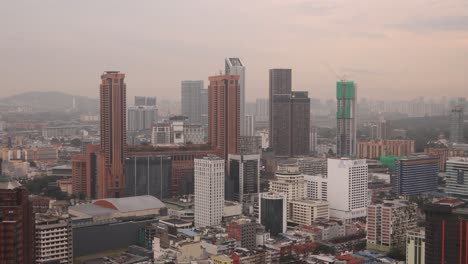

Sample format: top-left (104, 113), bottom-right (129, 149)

top-left (2, 0), bottom-right (468, 100)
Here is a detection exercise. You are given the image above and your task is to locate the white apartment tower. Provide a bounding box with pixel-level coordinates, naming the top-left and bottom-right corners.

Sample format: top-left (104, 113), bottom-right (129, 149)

top-left (327, 158), bottom-right (368, 222)
top-left (225, 58), bottom-right (246, 135)
top-left (35, 214), bottom-right (73, 264)
top-left (194, 155), bottom-right (225, 228)
top-left (304, 175), bottom-right (328, 201)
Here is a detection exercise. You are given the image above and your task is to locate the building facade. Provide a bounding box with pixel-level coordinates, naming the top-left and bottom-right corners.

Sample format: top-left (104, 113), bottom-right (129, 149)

top-left (72, 155), bottom-right (87, 197)
top-left (367, 200), bottom-right (418, 252)
top-left (269, 165), bottom-right (305, 216)
top-left (393, 155), bottom-right (439, 196)
top-left (99, 71), bottom-right (127, 198)
top-left (181, 80), bottom-right (204, 124)
top-left (289, 200), bottom-right (329, 225)
top-left (424, 199), bottom-right (468, 264)
top-left (304, 174), bottom-right (328, 201)
top-left (208, 75), bottom-right (240, 159)
top-left (425, 147), bottom-right (464, 172)
top-left (194, 156), bottom-right (225, 228)
top-left (336, 81), bottom-right (357, 157)
top-left (450, 105), bottom-right (464, 143)
top-left (35, 214), bottom-right (73, 264)
top-left (227, 154), bottom-right (260, 204)
top-left (226, 218), bottom-right (257, 249)
top-left (259, 192), bottom-right (287, 236)
top-left (327, 158), bottom-right (368, 222)
top-left (357, 139), bottom-right (415, 159)
top-left (225, 58), bottom-right (246, 136)
top-left (406, 228), bottom-right (425, 264)
top-left (127, 106), bottom-right (158, 132)
top-left (134, 96), bottom-right (156, 106)
top-left (0, 181), bottom-right (34, 264)
top-left (445, 157), bottom-right (468, 200)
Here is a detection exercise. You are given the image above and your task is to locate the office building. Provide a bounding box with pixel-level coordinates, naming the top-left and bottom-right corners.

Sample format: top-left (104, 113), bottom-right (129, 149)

top-left (269, 165), bottom-right (305, 213)
top-left (310, 128), bottom-right (318, 154)
top-left (369, 117), bottom-right (387, 140)
top-left (200, 88), bottom-right (208, 126)
top-left (269, 69), bottom-right (291, 150)
top-left (0, 181), bottom-right (34, 264)
top-left (227, 154), bottom-right (260, 203)
top-left (194, 156), bottom-right (225, 228)
top-left (181, 80), bottom-right (204, 124)
top-left (259, 192), bottom-right (287, 236)
top-left (269, 71), bottom-right (310, 157)
top-left (296, 157), bottom-right (327, 176)
top-left (336, 80), bottom-right (357, 157)
top-left (304, 174), bottom-right (328, 201)
top-left (424, 199), bottom-right (468, 264)
top-left (357, 139), bottom-right (415, 159)
top-left (135, 96), bottom-right (156, 106)
top-left (127, 106), bottom-right (158, 132)
top-left (99, 71), bottom-right (127, 198)
top-left (72, 155), bottom-right (87, 197)
top-left (406, 228), bottom-right (425, 264)
top-left (125, 155), bottom-right (172, 199)
top-left (327, 158), bottom-right (368, 222)
top-left (244, 115), bottom-right (255, 136)
top-left (208, 75), bottom-right (240, 159)
top-left (393, 155), bottom-right (439, 196)
top-left (450, 105), bottom-right (464, 143)
top-left (128, 145), bottom-right (218, 197)
top-left (225, 58), bottom-right (246, 136)
top-left (255, 98), bottom-right (268, 122)
top-left (226, 218), bottom-right (257, 249)
top-left (367, 200), bottom-right (418, 252)
top-left (239, 136), bottom-right (262, 155)
top-left (289, 200), bottom-right (329, 225)
top-left (35, 214), bottom-right (73, 264)
top-left (445, 157), bottom-right (468, 200)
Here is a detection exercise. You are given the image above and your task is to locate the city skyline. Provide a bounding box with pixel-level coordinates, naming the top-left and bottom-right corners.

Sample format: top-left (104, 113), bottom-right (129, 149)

top-left (2, 1), bottom-right (468, 101)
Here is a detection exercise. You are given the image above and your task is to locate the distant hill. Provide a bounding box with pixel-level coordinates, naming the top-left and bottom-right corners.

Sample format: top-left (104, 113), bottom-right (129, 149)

top-left (0, 91), bottom-right (98, 113)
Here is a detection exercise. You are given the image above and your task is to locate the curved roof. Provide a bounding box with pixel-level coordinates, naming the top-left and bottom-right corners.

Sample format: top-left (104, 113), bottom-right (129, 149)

top-left (94, 195), bottom-right (166, 212)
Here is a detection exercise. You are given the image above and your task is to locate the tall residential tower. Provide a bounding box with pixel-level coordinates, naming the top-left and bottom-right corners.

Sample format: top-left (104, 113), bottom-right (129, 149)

top-left (450, 105), bottom-right (464, 143)
top-left (99, 71), bottom-right (127, 198)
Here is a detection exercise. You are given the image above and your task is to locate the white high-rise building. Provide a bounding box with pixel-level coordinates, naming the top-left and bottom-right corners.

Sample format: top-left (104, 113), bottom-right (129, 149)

top-left (127, 106), bottom-right (158, 132)
top-left (194, 155), bottom-right (225, 228)
top-left (225, 58), bottom-right (246, 135)
top-left (327, 158), bottom-right (368, 222)
top-left (269, 164), bottom-right (305, 219)
top-left (304, 175), bottom-right (328, 201)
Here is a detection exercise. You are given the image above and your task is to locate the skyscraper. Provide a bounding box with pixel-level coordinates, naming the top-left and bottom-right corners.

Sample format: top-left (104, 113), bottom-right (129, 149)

top-left (336, 80), bottom-right (357, 157)
top-left (194, 156), bottom-right (225, 228)
top-left (181, 80), bottom-right (204, 124)
top-left (424, 199), bottom-right (468, 264)
top-left (227, 154), bottom-right (260, 203)
top-left (327, 158), bottom-right (368, 222)
top-left (99, 71), bottom-right (127, 198)
top-left (450, 105), bottom-right (464, 143)
top-left (0, 181), bottom-right (34, 264)
top-left (269, 69), bottom-right (292, 150)
top-left (225, 58), bottom-right (246, 135)
top-left (208, 74), bottom-right (240, 159)
top-left (127, 106), bottom-right (158, 132)
top-left (269, 69), bottom-right (310, 157)
top-left (255, 98), bottom-right (269, 122)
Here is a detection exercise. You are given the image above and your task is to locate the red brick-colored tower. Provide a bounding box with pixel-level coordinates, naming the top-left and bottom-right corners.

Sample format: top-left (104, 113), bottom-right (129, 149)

top-left (208, 75), bottom-right (240, 159)
top-left (71, 155), bottom-right (87, 197)
top-left (99, 71), bottom-right (127, 198)
top-left (0, 181), bottom-right (34, 264)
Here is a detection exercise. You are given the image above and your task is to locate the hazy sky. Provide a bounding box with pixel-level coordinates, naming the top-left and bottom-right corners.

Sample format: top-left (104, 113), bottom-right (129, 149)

top-left (2, 0), bottom-right (468, 101)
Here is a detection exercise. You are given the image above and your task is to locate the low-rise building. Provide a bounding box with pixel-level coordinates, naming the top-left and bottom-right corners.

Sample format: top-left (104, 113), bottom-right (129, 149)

top-left (406, 228), bottom-right (425, 264)
top-left (35, 213), bottom-right (73, 264)
top-left (289, 200), bottom-right (329, 225)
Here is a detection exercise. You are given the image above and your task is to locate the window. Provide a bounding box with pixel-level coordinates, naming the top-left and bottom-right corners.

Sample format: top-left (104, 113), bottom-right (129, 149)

top-left (457, 170), bottom-right (465, 184)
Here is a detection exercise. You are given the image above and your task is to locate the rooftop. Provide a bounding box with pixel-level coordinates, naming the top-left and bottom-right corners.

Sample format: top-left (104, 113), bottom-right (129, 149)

top-left (94, 195), bottom-right (165, 212)
top-left (0, 181), bottom-right (22, 190)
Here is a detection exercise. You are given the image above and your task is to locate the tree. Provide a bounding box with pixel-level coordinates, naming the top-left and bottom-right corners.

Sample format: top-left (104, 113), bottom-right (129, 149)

top-left (51, 138), bottom-right (60, 144)
top-left (313, 244), bottom-right (335, 255)
top-left (70, 138), bottom-right (81, 147)
top-left (387, 247), bottom-right (405, 261)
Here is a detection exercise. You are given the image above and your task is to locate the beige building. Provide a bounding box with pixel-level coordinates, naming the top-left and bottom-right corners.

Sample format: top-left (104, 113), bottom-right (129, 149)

top-left (269, 165), bottom-right (305, 216)
top-left (35, 213), bottom-right (73, 264)
top-left (357, 139), bottom-right (415, 159)
top-left (406, 228), bottom-right (425, 264)
top-left (289, 200), bottom-right (329, 225)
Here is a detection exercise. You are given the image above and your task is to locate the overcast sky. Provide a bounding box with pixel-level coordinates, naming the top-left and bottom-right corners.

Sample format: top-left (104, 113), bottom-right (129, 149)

top-left (2, 0), bottom-right (468, 101)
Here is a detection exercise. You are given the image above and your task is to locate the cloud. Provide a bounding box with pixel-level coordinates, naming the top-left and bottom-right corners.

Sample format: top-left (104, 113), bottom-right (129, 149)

top-left (388, 16), bottom-right (468, 32)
